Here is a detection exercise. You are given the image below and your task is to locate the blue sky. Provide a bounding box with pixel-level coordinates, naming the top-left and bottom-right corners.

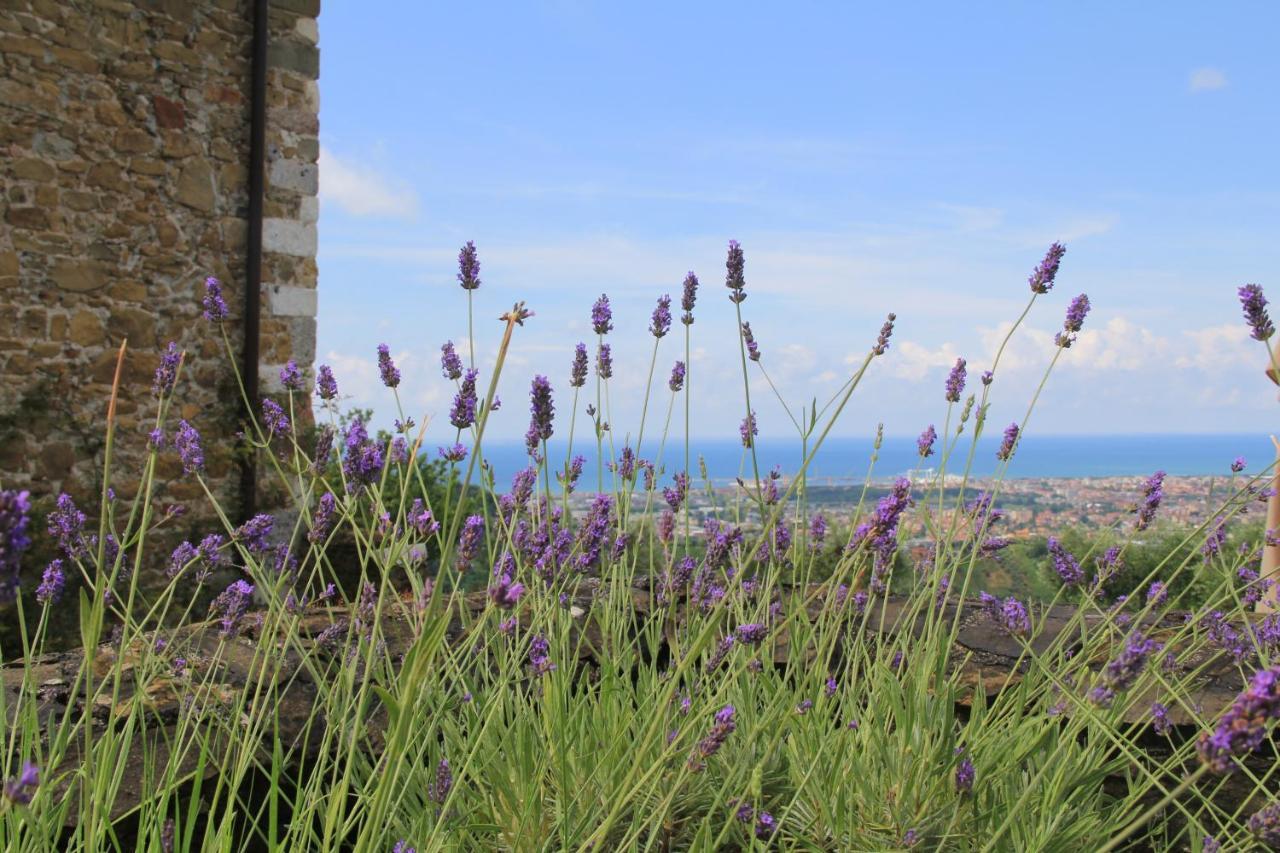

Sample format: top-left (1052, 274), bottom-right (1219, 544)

top-left (315, 2), bottom-right (1279, 444)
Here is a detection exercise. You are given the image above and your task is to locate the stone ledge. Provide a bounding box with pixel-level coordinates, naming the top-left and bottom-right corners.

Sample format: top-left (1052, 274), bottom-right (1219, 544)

top-left (267, 283), bottom-right (317, 317)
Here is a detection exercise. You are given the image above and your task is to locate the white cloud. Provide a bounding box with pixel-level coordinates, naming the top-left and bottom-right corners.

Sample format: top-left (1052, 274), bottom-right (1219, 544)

top-left (318, 147), bottom-right (418, 218)
top-left (1189, 67), bottom-right (1228, 93)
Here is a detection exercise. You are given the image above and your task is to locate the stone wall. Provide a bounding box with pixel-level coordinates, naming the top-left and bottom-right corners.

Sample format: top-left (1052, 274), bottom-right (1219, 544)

top-left (0, 0), bottom-right (320, 520)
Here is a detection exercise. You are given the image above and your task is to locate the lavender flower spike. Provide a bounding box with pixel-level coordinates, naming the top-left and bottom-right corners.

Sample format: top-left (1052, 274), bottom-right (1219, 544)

top-left (570, 343), bottom-right (589, 388)
top-left (1055, 294), bottom-right (1091, 348)
top-left (527, 375), bottom-right (555, 449)
top-left (457, 240), bottom-right (480, 290)
top-left (650, 294), bottom-right (672, 338)
top-left (725, 240), bottom-right (746, 303)
top-left (872, 313), bottom-right (896, 356)
top-left (3, 761), bottom-right (38, 805)
top-left (996, 422), bottom-right (1019, 461)
top-left (591, 294), bottom-right (613, 335)
top-left (377, 344), bottom-right (401, 388)
top-left (440, 341), bottom-right (463, 381)
top-left (944, 358), bottom-right (967, 402)
top-left (279, 359), bottom-right (304, 391)
top-left (316, 364), bottom-right (338, 400)
top-left (174, 420), bottom-right (204, 474)
top-left (1198, 665), bottom-right (1280, 773)
top-left (740, 411), bottom-right (758, 448)
top-left (1028, 242), bottom-right (1066, 294)
top-left (668, 360), bottom-right (686, 392)
top-left (1133, 470), bottom-right (1166, 531)
top-left (202, 275), bottom-right (229, 321)
top-left (681, 271), bottom-right (699, 324)
top-left (1047, 537), bottom-right (1084, 587)
top-left (741, 321), bottom-right (761, 361)
top-left (153, 342), bottom-right (182, 397)
top-left (917, 425), bottom-right (937, 458)
top-left (596, 343), bottom-right (613, 379)
top-left (0, 490), bottom-right (33, 603)
top-left (688, 704), bottom-right (736, 770)
top-left (1239, 283), bottom-right (1274, 341)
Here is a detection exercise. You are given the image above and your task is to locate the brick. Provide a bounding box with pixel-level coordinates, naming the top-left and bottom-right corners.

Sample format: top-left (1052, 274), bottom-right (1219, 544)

top-left (266, 283), bottom-right (316, 317)
top-left (262, 218), bottom-right (315, 256)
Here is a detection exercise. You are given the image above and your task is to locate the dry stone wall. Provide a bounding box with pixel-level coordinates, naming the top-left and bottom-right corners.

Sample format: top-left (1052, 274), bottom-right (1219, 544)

top-left (0, 0), bottom-right (320, 520)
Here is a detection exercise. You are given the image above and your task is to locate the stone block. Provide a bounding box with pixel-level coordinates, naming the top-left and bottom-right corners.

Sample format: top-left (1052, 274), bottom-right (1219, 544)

top-left (267, 283), bottom-right (316, 317)
top-left (295, 16), bottom-right (318, 45)
top-left (267, 39), bottom-right (319, 78)
top-left (268, 156), bottom-right (317, 194)
top-left (262, 218), bottom-right (315, 256)
top-left (50, 258), bottom-right (108, 293)
top-left (6, 206), bottom-right (50, 229)
top-left (12, 158), bottom-right (56, 181)
top-left (153, 95), bottom-right (185, 129)
top-left (174, 159), bottom-right (217, 211)
top-left (270, 0), bottom-right (321, 18)
top-left (299, 194), bottom-right (318, 223)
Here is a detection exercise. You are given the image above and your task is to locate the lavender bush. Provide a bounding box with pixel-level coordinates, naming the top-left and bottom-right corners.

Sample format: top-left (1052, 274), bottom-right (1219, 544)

top-left (0, 242), bottom-right (1278, 850)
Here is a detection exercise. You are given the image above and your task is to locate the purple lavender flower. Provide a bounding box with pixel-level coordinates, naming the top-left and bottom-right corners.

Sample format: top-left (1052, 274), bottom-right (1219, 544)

top-left (234, 513), bottom-right (274, 554)
top-left (48, 493), bottom-right (87, 559)
top-left (308, 492), bottom-right (337, 544)
top-left (261, 397), bottom-right (289, 434)
top-left (955, 756), bottom-right (975, 794)
top-left (174, 420), bottom-right (204, 474)
top-left (342, 418), bottom-right (384, 491)
top-left (681, 271), bottom-right (699, 324)
top-left (529, 633), bottom-right (555, 675)
top-left (981, 370), bottom-right (993, 386)
top-left (796, 699), bottom-right (813, 715)
top-left (650, 294), bottom-right (672, 338)
top-left (428, 757), bottom-right (453, 803)
top-left (741, 322), bottom-right (761, 361)
top-left (725, 240), bottom-right (746, 303)
top-left (279, 359), bottom-right (304, 392)
top-left (1151, 702), bottom-right (1172, 735)
top-left (740, 411), bottom-right (758, 448)
top-left (489, 571), bottom-right (525, 609)
top-left (735, 623), bottom-right (769, 645)
top-left (917, 424), bottom-right (937, 458)
top-left (438, 443), bottom-right (467, 462)
top-left (153, 342), bottom-right (182, 397)
top-left (1133, 470), bottom-right (1166, 531)
top-left (202, 275), bottom-right (228, 321)
top-left (393, 843), bottom-right (416, 853)
top-left (809, 513), bottom-right (827, 548)
top-left (209, 579), bottom-right (255, 637)
top-left (1055, 293), bottom-right (1091, 348)
top-left (688, 704), bottom-right (736, 770)
top-left (1198, 665), bottom-right (1280, 773)
top-left (1047, 537), bottom-right (1084, 587)
top-left (439, 341), bottom-right (464, 381)
top-left (663, 472), bottom-right (689, 512)
top-left (1147, 581), bottom-right (1168, 607)
top-left (457, 240), bottom-right (480, 290)
top-left (669, 360), bottom-right (686, 392)
top-left (596, 343), bottom-right (612, 379)
top-left (990, 595), bottom-right (1030, 637)
top-left (558, 454), bottom-right (585, 493)
top-left (1250, 803), bottom-right (1280, 847)
top-left (377, 344), bottom-right (401, 388)
top-left (527, 375), bottom-right (555, 452)
top-left (450, 369), bottom-right (479, 429)
top-left (1028, 242), bottom-right (1066, 294)
top-left (591, 294), bottom-right (613, 335)
top-left (3, 761), bottom-right (38, 805)
top-left (755, 811), bottom-right (776, 840)
top-left (996, 422), bottom-right (1019, 461)
top-left (1232, 456), bottom-right (1247, 473)
top-left (0, 490), bottom-right (32, 602)
top-left (570, 343), bottom-right (589, 388)
top-left (457, 515), bottom-right (485, 569)
top-left (1089, 632), bottom-right (1160, 707)
top-left (872, 313), bottom-right (896, 356)
top-left (36, 559), bottom-right (64, 604)
top-left (1239, 283), bottom-right (1274, 341)
top-left (316, 364), bottom-right (338, 400)
top-left (1202, 516), bottom-right (1227, 560)
top-left (945, 358), bottom-right (967, 402)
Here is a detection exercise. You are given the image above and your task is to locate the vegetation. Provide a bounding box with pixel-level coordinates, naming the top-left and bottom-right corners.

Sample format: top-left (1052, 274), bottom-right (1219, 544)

top-left (0, 244), bottom-right (1278, 850)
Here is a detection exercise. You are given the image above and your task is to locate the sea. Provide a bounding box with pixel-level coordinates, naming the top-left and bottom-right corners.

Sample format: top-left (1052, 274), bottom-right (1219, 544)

top-left (470, 434), bottom-right (1274, 489)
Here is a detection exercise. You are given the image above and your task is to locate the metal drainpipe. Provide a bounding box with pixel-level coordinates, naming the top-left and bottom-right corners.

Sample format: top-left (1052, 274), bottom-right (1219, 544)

top-left (239, 0), bottom-right (268, 523)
